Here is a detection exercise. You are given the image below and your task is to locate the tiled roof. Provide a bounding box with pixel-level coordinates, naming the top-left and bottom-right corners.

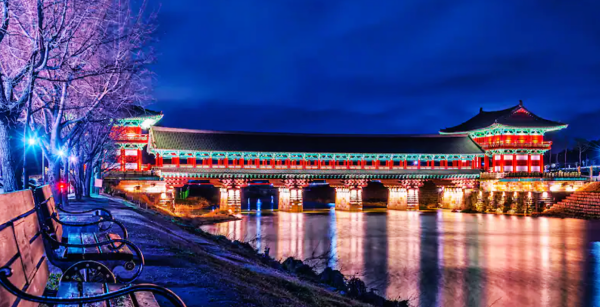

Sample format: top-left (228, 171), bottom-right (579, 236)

top-left (149, 127), bottom-right (484, 155)
top-left (121, 105), bottom-right (162, 118)
top-left (440, 102), bottom-right (566, 133)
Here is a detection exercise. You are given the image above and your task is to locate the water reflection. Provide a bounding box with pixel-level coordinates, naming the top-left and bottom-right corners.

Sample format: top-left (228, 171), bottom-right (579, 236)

top-left (335, 211), bottom-right (364, 277)
top-left (202, 208), bottom-right (595, 306)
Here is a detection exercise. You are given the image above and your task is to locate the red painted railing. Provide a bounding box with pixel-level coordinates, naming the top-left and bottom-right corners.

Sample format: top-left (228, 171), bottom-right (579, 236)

top-left (478, 141), bottom-right (551, 149)
top-left (116, 134), bottom-right (149, 142)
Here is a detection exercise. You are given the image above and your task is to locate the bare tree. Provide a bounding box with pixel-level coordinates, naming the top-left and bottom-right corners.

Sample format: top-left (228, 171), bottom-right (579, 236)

top-left (0, 0), bottom-right (49, 191)
top-left (27, 0), bottom-right (155, 196)
top-left (72, 118), bottom-right (119, 199)
top-left (574, 138), bottom-right (590, 167)
top-left (0, 0), bottom-right (155, 192)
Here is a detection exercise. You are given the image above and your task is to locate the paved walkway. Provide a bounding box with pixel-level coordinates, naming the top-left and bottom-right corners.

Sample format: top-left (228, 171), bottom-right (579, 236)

top-left (62, 195), bottom-right (368, 307)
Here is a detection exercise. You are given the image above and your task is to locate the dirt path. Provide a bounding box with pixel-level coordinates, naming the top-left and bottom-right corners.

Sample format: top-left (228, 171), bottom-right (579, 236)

top-left (64, 195), bottom-right (371, 307)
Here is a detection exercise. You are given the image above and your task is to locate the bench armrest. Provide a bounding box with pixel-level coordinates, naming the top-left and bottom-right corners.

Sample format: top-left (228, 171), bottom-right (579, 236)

top-left (41, 231), bottom-right (144, 282)
top-left (0, 268), bottom-right (186, 307)
top-left (49, 213), bottom-right (129, 240)
top-left (40, 196), bottom-right (114, 220)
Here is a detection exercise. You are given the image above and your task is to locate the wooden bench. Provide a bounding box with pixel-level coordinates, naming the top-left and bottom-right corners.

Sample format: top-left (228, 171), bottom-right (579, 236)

top-left (33, 186), bottom-right (144, 283)
top-left (0, 189), bottom-right (186, 307)
top-left (35, 185), bottom-right (128, 240)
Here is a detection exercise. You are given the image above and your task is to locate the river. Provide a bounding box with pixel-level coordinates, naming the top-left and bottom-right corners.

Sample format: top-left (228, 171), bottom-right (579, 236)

top-left (200, 199), bottom-right (600, 307)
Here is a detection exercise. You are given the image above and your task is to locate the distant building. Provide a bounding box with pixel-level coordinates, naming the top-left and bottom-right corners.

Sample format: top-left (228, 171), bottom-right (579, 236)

top-left (112, 106), bottom-right (163, 171)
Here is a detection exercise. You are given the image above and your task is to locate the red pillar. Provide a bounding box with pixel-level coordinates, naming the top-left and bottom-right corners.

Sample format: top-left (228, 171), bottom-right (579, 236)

top-left (431, 159), bottom-right (435, 169)
top-left (539, 154), bottom-right (544, 173)
top-left (417, 159), bottom-right (421, 170)
top-left (190, 157), bottom-right (197, 168)
top-left (500, 155), bottom-right (505, 173)
top-left (240, 158), bottom-right (245, 168)
top-left (458, 158), bottom-right (462, 169)
top-left (487, 156), bottom-right (491, 172)
top-left (527, 154), bottom-right (531, 173)
top-left (120, 148), bottom-right (126, 171)
top-left (173, 156), bottom-right (180, 168)
top-left (137, 149), bottom-right (142, 171)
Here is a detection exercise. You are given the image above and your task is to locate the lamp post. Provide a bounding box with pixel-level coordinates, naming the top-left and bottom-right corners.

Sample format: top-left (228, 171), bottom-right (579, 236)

top-left (24, 136), bottom-right (45, 186)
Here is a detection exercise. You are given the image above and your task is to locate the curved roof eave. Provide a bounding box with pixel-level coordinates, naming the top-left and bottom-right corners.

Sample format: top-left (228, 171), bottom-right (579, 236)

top-left (440, 122), bottom-right (568, 135)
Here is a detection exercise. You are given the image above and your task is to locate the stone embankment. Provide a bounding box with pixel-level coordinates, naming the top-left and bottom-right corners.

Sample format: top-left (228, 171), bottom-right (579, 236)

top-left (543, 182), bottom-right (600, 218)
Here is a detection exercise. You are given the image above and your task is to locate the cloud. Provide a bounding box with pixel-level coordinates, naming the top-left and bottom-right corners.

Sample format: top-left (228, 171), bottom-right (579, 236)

top-left (148, 0), bottom-right (600, 139)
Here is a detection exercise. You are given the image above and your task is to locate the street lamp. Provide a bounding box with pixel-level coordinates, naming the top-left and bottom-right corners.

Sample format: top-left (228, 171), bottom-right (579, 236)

top-left (23, 135), bottom-right (45, 186)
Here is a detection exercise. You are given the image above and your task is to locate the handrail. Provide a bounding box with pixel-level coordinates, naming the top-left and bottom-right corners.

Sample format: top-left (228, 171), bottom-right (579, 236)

top-left (0, 268), bottom-right (186, 307)
top-left (478, 142), bottom-right (552, 149)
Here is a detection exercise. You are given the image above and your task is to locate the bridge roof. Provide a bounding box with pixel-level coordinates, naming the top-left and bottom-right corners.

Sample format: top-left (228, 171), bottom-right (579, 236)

top-left (121, 105), bottom-right (162, 118)
top-left (157, 167), bottom-right (481, 179)
top-left (149, 126), bottom-right (484, 155)
top-left (439, 102), bottom-right (567, 134)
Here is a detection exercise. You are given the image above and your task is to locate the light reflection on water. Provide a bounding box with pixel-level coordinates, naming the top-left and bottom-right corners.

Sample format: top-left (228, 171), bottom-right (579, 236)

top-left (202, 206), bottom-right (600, 307)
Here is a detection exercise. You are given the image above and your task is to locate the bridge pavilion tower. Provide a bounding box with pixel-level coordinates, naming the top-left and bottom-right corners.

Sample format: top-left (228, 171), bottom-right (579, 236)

top-left (112, 107), bottom-right (163, 172)
top-left (440, 101), bottom-right (567, 173)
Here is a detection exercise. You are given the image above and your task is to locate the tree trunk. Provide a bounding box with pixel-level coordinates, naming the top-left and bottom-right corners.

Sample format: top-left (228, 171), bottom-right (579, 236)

top-left (84, 161), bottom-right (93, 197)
top-left (74, 157), bottom-right (84, 201)
top-left (47, 158), bottom-right (62, 204)
top-left (0, 120), bottom-right (19, 192)
top-left (62, 157), bottom-right (69, 206)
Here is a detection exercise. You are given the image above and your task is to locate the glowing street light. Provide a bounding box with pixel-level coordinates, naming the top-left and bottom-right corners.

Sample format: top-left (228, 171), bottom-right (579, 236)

top-left (69, 156), bottom-right (77, 163)
top-left (141, 119), bottom-right (156, 130)
top-left (27, 137), bottom-right (37, 146)
top-left (57, 149), bottom-right (65, 157)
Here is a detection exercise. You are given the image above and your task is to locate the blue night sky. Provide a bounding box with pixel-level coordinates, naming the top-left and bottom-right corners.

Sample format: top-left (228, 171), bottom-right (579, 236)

top-left (149, 0), bottom-right (600, 142)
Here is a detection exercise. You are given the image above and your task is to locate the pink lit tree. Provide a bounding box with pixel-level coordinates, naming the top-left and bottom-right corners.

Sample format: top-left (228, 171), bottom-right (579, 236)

top-left (2, 0), bottom-right (157, 196)
top-left (0, 0), bottom-right (46, 191)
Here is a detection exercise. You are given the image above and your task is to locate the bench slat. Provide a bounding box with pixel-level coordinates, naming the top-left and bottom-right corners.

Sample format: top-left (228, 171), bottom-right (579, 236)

top-left (134, 291), bottom-right (161, 307)
top-left (82, 233), bottom-right (100, 254)
top-left (0, 226), bottom-right (27, 307)
top-left (107, 233), bottom-right (133, 255)
top-left (106, 284), bottom-right (136, 307)
top-left (98, 233), bottom-right (115, 254)
top-left (56, 281), bottom-right (80, 307)
top-left (82, 283), bottom-right (107, 307)
top-left (67, 232), bottom-right (84, 255)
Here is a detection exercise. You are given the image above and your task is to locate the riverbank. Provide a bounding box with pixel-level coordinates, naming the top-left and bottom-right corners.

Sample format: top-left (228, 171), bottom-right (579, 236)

top-left (63, 195), bottom-right (407, 307)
